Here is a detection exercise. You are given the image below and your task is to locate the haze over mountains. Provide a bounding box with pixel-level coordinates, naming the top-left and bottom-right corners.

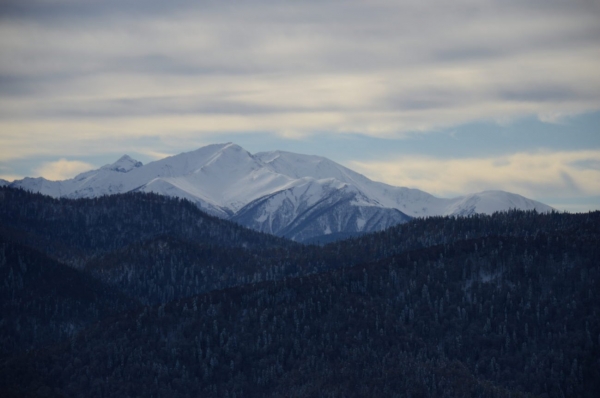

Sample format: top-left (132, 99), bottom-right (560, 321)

top-left (9, 143), bottom-right (552, 242)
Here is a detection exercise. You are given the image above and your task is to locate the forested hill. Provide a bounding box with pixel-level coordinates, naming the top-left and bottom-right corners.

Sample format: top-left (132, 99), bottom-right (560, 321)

top-left (0, 186), bottom-right (599, 397)
top-left (0, 187), bottom-right (295, 266)
top-left (3, 224), bottom-right (599, 397)
top-left (325, 209), bottom-right (600, 267)
top-left (0, 238), bottom-right (135, 358)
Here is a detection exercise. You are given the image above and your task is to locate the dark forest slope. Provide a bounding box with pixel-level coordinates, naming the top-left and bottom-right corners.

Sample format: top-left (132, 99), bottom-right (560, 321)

top-left (0, 187), bottom-right (294, 267)
top-left (0, 239), bottom-right (134, 358)
top-left (2, 232), bottom-right (599, 397)
top-left (1, 187), bottom-right (599, 397)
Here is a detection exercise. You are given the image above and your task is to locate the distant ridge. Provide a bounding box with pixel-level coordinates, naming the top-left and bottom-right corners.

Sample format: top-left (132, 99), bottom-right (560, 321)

top-left (9, 143), bottom-right (553, 242)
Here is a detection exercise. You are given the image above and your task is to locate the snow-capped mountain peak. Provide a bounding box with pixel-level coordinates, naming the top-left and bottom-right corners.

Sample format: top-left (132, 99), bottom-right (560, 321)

top-left (101, 155), bottom-right (143, 173)
top-left (256, 150), bottom-right (364, 183)
top-left (442, 190), bottom-right (551, 216)
top-left (8, 143), bottom-right (554, 242)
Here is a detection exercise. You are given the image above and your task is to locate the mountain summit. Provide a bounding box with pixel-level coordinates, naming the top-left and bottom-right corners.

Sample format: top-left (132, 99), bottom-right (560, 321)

top-left (102, 155), bottom-right (143, 173)
top-left (9, 143), bottom-right (553, 242)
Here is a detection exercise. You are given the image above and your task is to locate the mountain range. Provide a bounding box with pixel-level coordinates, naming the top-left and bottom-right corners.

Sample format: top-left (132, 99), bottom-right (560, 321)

top-left (8, 143), bottom-right (552, 242)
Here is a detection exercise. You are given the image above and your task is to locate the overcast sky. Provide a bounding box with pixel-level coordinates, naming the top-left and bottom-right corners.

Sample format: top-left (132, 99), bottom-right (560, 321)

top-left (1, 0), bottom-right (599, 212)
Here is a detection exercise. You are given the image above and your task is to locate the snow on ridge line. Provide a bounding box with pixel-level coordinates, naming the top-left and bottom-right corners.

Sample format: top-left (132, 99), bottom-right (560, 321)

top-left (7, 143), bottom-right (554, 238)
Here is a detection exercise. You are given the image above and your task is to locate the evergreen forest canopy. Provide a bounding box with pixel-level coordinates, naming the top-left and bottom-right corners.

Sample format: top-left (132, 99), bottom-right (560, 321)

top-left (0, 186), bottom-right (598, 397)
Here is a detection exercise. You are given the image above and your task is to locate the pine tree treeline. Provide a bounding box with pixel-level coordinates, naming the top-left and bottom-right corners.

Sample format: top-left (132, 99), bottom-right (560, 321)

top-left (0, 187), bottom-right (598, 397)
top-left (0, 187), bottom-right (295, 267)
top-left (0, 238), bottom-right (134, 358)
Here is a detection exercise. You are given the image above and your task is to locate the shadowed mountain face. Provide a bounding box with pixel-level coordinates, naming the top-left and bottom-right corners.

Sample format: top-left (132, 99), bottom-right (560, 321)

top-left (231, 180), bottom-right (412, 241)
top-left (9, 143), bottom-right (552, 242)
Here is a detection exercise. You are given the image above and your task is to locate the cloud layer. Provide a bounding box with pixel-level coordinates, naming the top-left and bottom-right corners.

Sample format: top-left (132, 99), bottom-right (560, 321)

top-left (1, 0), bottom-right (599, 160)
top-left (0, 1), bottom-right (599, 211)
top-left (350, 149), bottom-right (600, 204)
top-left (34, 158), bottom-right (95, 181)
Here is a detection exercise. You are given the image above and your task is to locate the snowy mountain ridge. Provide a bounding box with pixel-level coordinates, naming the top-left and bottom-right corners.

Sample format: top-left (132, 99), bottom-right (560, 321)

top-left (9, 143), bottom-right (553, 242)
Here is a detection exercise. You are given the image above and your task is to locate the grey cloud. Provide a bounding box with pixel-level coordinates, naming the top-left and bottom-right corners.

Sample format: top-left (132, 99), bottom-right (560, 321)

top-left (570, 159), bottom-right (600, 171)
top-left (560, 171), bottom-right (582, 194)
top-left (0, 72), bottom-right (86, 97)
top-left (107, 55), bottom-right (260, 77)
top-left (434, 47), bottom-right (505, 63)
top-left (0, 74), bottom-right (40, 96)
top-left (498, 87), bottom-right (579, 103)
top-left (0, 0), bottom-right (599, 137)
top-left (382, 92), bottom-right (463, 112)
top-left (0, 94), bottom-right (348, 120)
top-left (0, 0), bottom-right (203, 22)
